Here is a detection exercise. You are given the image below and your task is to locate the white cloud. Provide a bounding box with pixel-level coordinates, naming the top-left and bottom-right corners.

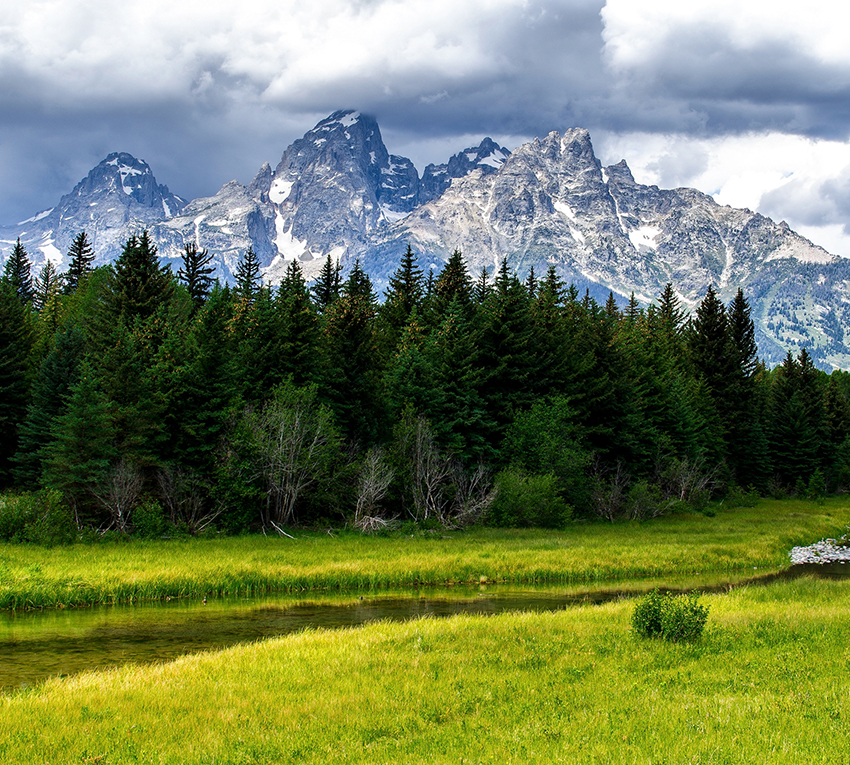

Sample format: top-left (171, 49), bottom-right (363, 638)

top-left (595, 130), bottom-right (850, 256)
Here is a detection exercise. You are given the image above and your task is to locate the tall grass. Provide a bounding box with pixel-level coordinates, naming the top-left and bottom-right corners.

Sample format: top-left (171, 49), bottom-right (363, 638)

top-left (1, 498), bottom-right (848, 610)
top-left (1, 577), bottom-right (847, 763)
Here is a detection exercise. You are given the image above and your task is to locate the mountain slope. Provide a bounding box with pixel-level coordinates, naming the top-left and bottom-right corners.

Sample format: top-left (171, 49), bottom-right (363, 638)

top-left (2, 112), bottom-right (849, 368)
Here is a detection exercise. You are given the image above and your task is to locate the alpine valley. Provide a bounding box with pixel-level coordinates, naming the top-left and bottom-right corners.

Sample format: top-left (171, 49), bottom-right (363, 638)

top-left (3, 109), bottom-right (849, 369)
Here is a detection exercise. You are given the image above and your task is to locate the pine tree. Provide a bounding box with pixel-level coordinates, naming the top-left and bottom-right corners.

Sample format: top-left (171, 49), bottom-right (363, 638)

top-left (321, 259), bottom-right (383, 442)
top-left (427, 298), bottom-right (492, 463)
top-left (14, 323), bottom-right (86, 487)
top-left (477, 259), bottom-right (540, 448)
top-left (33, 260), bottom-right (63, 312)
top-left (3, 238), bottom-right (34, 305)
top-left (178, 242), bottom-right (215, 313)
top-left (473, 266), bottom-right (493, 304)
top-left (524, 266), bottom-right (537, 299)
top-left (276, 260), bottom-right (319, 387)
top-left (379, 245), bottom-right (424, 353)
top-left (64, 231), bottom-right (95, 293)
top-left (42, 365), bottom-right (117, 526)
top-left (312, 254), bottom-right (341, 312)
top-left (235, 247), bottom-right (261, 301)
top-left (0, 280), bottom-right (33, 485)
top-left (432, 249), bottom-right (472, 320)
top-left (107, 231), bottom-right (174, 322)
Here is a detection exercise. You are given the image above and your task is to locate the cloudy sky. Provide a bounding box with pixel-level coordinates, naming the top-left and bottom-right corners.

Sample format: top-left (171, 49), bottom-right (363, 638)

top-left (2, 0), bottom-right (849, 254)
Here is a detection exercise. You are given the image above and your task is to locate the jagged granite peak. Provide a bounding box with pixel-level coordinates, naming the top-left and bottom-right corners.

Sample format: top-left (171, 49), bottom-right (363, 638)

top-left (3, 111), bottom-right (850, 368)
top-left (420, 137), bottom-right (510, 204)
top-left (0, 151), bottom-right (186, 272)
top-left (151, 178), bottom-right (277, 282)
top-left (259, 109), bottom-right (422, 282)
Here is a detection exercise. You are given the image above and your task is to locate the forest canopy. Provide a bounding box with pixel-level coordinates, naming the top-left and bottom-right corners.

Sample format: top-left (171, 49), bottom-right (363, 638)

top-left (2, 234), bottom-right (849, 539)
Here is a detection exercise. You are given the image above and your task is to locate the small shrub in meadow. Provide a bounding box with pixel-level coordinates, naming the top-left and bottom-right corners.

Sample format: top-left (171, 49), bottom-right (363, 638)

top-left (632, 589), bottom-right (709, 642)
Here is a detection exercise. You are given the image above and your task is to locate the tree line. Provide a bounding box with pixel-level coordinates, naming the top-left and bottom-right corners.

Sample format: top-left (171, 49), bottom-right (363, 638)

top-left (1, 231), bottom-right (849, 539)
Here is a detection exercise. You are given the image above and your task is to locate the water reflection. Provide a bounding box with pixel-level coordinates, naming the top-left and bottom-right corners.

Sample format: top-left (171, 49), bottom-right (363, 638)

top-left (1, 564), bottom-right (845, 693)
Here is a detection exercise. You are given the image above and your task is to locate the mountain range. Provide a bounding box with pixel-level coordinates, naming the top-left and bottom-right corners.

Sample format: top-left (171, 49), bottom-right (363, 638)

top-left (2, 109), bottom-right (849, 369)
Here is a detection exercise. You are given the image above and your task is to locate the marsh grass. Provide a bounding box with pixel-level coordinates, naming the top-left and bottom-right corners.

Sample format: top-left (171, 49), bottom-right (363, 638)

top-left (1, 498), bottom-right (849, 609)
top-left (1, 577), bottom-right (848, 763)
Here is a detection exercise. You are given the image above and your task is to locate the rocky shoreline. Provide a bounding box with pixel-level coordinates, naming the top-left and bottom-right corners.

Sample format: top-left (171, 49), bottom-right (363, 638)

top-left (789, 538), bottom-right (850, 565)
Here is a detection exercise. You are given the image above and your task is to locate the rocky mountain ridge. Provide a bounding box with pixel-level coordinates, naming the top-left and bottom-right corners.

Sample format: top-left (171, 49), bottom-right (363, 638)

top-left (2, 111), bottom-right (849, 368)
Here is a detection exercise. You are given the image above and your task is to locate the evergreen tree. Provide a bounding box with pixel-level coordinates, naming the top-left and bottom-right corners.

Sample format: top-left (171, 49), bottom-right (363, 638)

top-left (178, 242), bottom-right (215, 313)
top-left (384, 308), bottom-right (434, 421)
top-left (14, 323), bottom-right (87, 487)
top-left (769, 351), bottom-right (820, 485)
top-left (431, 249), bottom-right (472, 320)
top-left (477, 259), bottom-right (540, 448)
top-left (107, 231), bottom-right (174, 322)
top-left (0, 280), bottom-right (33, 485)
top-left (33, 260), bottom-right (63, 312)
top-left (427, 298), bottom-right (492, 464)
top-left (166, 285), bottom-right (238, 473)
top-left (473, 266), bottom-right (493, 304)
top-left (321, 259), bottom-right (383, 442)
top-left (725, 288), bottom-right (770, 486)
top-left (3, 238), bottom-right (34, 305)
top-left (64, 232), bottom-right (95, 293)
top-left (235, 247), bottom-right (261, 301)
top-left (524, 266), bottom-right (537, 299)
top-left (276, 260), bottom-right (319, 387)
top-left (43, 365), bottom-right (117, 526)
top-left (379, 245), bottom-right (424, 353)
top-left (312, 254), bottom-right (341, 312)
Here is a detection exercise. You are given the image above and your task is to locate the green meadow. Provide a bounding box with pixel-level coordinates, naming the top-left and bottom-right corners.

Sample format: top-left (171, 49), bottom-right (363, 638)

top-left (1, 577), bottom-right (848, 763)
top-left (1, 499), bottom-right (849, 763)
top-left (2, 498), bottom-right (849, 610)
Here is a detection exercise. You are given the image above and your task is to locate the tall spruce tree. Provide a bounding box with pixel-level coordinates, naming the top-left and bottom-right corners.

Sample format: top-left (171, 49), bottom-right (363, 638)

top-left (321, 259), bottom-right (383, 442)
top-left (107, 231), bottom-right (174, 322)
top-left (13, 323), bottom-right (86, 487)
top-left (235, 247), bottom-right (261, 301)
top-left (3, 239), bottom-right (34, 305)
top-left (312, 254), bottom-right (341, 312)
top-left (178, 242), bottom-right (215, 313)
top-left (380, 245), bottom-right (424, 341)
top-left (0, 280), bottom-right (33, 485)
top-left (43, 365), bottom-right (117, 527)
top-left (32, 260), bottom-right (63, 312)
top-left (64, 232), bottom-right (95, 293)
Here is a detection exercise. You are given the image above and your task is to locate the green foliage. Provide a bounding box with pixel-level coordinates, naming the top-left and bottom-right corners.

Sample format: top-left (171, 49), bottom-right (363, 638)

top-left (631, 589), bottom-right (709, 642)
top-left (64, 231), bottom-right (95, 294)
top-left (489, 467), bottom-right (572, 528)
top-left (807, 468), bottom-right (826, 504)
top-left (0, 489), bottom-right (75, 544)
top-left (724, 484), bottom-right (760, 508)
top-left (133, 499), bottom-right (168, 539)
top-left (178, 242), bottom-right (215, 313)
top-left (2, 238), bottom-right (34, 305)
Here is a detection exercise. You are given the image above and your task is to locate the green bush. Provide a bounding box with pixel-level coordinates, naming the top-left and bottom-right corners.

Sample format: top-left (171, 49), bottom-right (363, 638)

top-left (631, 589), bottom-right (709, 642)
top-left (725, 484), bottom-right (760, 508)
top-left (0, 489), bottom-right (76, 545)
top-left (133, 499), bottom-right (168, 538)
top-left (489, 468), bottom-right (572, 529)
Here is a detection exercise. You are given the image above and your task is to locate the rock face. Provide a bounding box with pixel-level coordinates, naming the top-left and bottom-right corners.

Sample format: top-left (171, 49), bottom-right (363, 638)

top-left (0, 152), bottom-right (186, 271)
top-left (3, 112), bottom-right (850, 368)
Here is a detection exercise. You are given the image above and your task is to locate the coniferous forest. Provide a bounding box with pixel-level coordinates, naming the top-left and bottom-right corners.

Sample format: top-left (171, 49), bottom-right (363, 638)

top-left (2, 231), bottom-right (850, 540)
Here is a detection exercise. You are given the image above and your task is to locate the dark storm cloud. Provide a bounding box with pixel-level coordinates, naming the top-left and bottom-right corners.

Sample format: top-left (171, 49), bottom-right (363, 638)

top-left (1, 0), bottom-right (850, 232)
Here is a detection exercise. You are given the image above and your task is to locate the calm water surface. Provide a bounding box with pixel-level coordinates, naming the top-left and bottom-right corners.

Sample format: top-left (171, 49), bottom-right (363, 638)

top-left (2, 564), bottom-right (844, 693)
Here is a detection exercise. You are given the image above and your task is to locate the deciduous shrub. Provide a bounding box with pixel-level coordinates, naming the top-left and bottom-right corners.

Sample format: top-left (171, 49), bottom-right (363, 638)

top-left (631, 589), bottom-right (709, 642)
top-left (489, 468), bottom-right (572, 529)
top-left (0, 489), bottom-right (76, 545)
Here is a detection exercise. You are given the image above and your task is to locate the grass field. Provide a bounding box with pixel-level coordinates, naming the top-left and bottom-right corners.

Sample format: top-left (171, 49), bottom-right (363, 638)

top-left (2, 499), bottom-right (849, 763)
top-left (1, 498), bottom-right (849, 610)
top-left (1, 576), bottom-right (848, 763)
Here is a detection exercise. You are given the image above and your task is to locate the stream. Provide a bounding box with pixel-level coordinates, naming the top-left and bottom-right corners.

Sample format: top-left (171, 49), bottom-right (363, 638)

top-left (2, 563), bottom-right (846, 693)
